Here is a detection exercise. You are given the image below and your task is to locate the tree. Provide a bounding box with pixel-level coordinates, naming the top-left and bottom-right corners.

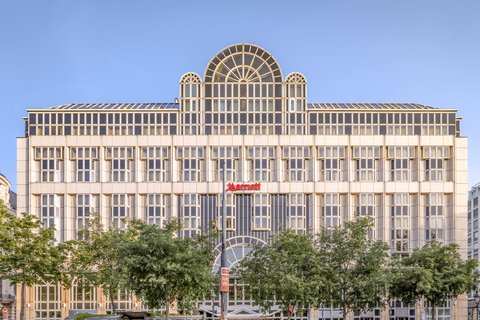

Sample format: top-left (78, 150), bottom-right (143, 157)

top-left (236, 231), bottom-right (321, 320)
top-left (0, 202), bottom-right (70, 320)
top-left (118, 220), bottom-right (214, 319)
top-left (71, 214), bottom-right (129, 314)
top-left (315, 218), bottom-right (390, 320)
top-left (389, 240), bottom-right (478, 320)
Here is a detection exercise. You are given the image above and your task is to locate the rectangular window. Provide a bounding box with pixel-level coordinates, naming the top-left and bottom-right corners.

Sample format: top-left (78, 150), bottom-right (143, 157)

top-left (105, 147), bottom-right (135, 182)
top-left (106, 289), bottom-right (133, 312)
top-left (323, 193), bottom-right (345, 228)
top-left (70, 147), bottom-right (99, 182)
top-left (70, 282), bottom-right (97, 310)
top-left (176, 147), bottom-right (206, 182)
top-left (34, 283), bottom-right (62, 320)
top-left (247, 146), bottom-right (275, 182)
top-left (282, 146), bottom-right (311, 182)
top-left (422, 146), bottom-right (451, 182)
top-left (388, 146), bottom-right (415, 182)
top-left (211, 146), bottom-right (240, 182)
top-left (181, 194), bottom-right (200, 238)
top-left (141, 147), bottom-right (170, 182)
top-left (287, 194), bottom-right (306, 233)
top-left (425, 193), bottom-right (445, 243)
top-left (75, 194), bottom-right (98, 240)
top-left (111, 194), bottom-right (132, 229)
top-left (354, 193), bottom-right (378, 239)
top-left (34, 147), bottom-right (64, 182)
top-left (318, 146), bottom-right (346, 181)
top-left (352, 146), bottom-right (381, 182)
top-left (390, 193), bottom-right (410, 254)
top-left (218, 194), bottom-right (236, 231)
top-left (253, 194), bottom-right (270, 230)
top-left (145, 194), bottom-right (170, 226)
top-left (39, 194), bottom-right (62, 241)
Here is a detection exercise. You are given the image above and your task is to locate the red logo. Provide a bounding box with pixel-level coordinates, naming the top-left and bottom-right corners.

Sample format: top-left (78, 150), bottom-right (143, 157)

top-left (226, 183), bottom-right (261, 192)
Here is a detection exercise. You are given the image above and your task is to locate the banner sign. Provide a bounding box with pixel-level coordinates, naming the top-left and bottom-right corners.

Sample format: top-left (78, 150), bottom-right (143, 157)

top-left (220, 267), bottom-right (230, 292)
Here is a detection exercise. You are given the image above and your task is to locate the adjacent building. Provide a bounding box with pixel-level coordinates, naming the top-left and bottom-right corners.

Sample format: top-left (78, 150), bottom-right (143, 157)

top-left (0, 173), bottom-right (17, 320)
top-left (17, 43), bottom-right (468, 320)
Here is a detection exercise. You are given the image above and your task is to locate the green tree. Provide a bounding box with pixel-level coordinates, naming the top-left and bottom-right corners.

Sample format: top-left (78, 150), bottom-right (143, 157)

top-left (71, 214), bottom-right (129, 314)
top-left (236, 231), bottom-right (321, 320)
top-left (389, 240), bottom-right (478, 320)
top-left (0, 203), bottom-right (70, 320)
top-left (315, 218), bottom-right (390, 320)
top-left (118, 220), bottom-right (214, 319)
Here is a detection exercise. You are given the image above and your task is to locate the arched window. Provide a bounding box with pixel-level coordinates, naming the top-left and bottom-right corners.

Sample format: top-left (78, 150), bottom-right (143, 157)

top-left (285, 72), bottom-right (307, 112)
top-left (202, 44), bottom-right (284, 135)
top-left (179, 72), bottom-right (201, 134)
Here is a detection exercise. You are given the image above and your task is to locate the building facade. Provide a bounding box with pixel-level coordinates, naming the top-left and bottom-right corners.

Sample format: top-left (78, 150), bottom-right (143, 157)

top-left (468, 183), bottom-right (480, 319)
top-left (0, 173), bottom-right (17, 320)
top-left (17, 44), bottom-right (468, 320)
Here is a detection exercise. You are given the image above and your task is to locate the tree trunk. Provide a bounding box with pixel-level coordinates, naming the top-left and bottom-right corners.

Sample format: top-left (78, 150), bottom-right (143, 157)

top-left (109, 287), bottom-right (116, 314)
top-left (287, 308), bottom-right (291, 320)
top-left (166, 299), bottom-right (170, 320)
top-left (20, 281), bottom-right (26, 320)
top-left (343, 305), bottom-right (347, 320)
top-left (431, 304), bottom-right (435, 320)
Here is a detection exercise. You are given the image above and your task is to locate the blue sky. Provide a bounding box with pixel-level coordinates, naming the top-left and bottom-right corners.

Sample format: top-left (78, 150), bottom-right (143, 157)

top-left (1, 0), bottom-right (479, 190)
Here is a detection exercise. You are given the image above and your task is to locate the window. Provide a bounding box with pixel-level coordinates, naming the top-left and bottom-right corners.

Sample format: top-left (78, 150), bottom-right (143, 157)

top-left (145, 194), bottom-right (170, 226)
top-left (34, 147), bottom-right (64, 182)
top-left (39, 194), bottom-right (62, 241)
top-left (75, 194), bottom-right (98, 240)
top-left (105, 147), bottom-right (135, 182)
top-left (211, 146), bottom-right (240, 182)
top-left (34, 283), bottom-right (62, 320)
top-left (352, 146), bottom-right (381, 181)
top-left (218, 194), bottom-right (236, 231)
top-left (287, 194), bottom-right (306, 233)
top-left (390, 194), bottom-right (410, 254)
top-left (425, 193), bottom-right (445, 242)
top-left (253, 194), bottom-right (270, 230)
top-left (141, 147), bottom-right (170, 182)
top-left (70, 281), bottom-right (96, 310)
top-left (422, 146), bottom-right (451, 182)
top-left (387, 146), bottom-right (415, 182)
top-left (318, 146), bottom-right (346, 181)
top-left (354, 193), bottom-right (378, 239)
top-left (181, 194), bottom-right (200, 238)
top-left (282, 146), bottom-right (311, 182)
top-left (111, 194), bottom-right (132, 228)
top-left (176, 147), bottom-right (206, 182)
top-left (180, 73), bottom-right (201, 135)
top-left (247, 146), bottom-right (275, 181)
top-left (70, 147), bottom-right (98, 182)
top-left (323, 194), bottom-right (346, 228)
top-left (106, 289), bottom-right (133, 312)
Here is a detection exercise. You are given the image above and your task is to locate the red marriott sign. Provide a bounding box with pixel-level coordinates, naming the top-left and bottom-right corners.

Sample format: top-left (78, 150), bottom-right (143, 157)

top-left (226, 182), bottom-right (261, 192)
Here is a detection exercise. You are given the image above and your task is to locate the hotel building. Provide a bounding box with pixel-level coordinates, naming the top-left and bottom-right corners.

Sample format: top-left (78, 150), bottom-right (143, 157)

top-left (17, 44), bottom-right (468, 320)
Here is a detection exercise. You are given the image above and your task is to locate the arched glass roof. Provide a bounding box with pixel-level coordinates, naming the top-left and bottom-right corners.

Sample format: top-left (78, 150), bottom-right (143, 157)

top-left (204, 44), bottom-right (283, 83)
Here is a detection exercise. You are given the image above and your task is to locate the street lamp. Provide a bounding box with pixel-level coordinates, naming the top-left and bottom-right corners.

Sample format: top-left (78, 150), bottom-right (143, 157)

top-left (474, 290), bottom-right (480, 320)
top-left (210, 289), bottom-right (216, 320)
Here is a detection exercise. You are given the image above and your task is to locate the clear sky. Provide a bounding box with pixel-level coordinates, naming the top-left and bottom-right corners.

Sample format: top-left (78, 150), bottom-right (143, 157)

top-left (1, 0), bottom-right (479, 191)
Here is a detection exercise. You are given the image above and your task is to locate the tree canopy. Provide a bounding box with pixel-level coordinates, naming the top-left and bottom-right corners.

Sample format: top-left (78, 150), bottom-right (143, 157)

top-left (236, 231), bottom-right (321, 320)
top-left (117, 220), bottom-right (215, 318)
top-left (0, 202), bottom-right (70, 320)
top-left (316, 218), bottom-right (390, 320)
top-left (390, 240), bottom-right (478, 320)
top-left (70, 214), bottom-right (130, 313)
